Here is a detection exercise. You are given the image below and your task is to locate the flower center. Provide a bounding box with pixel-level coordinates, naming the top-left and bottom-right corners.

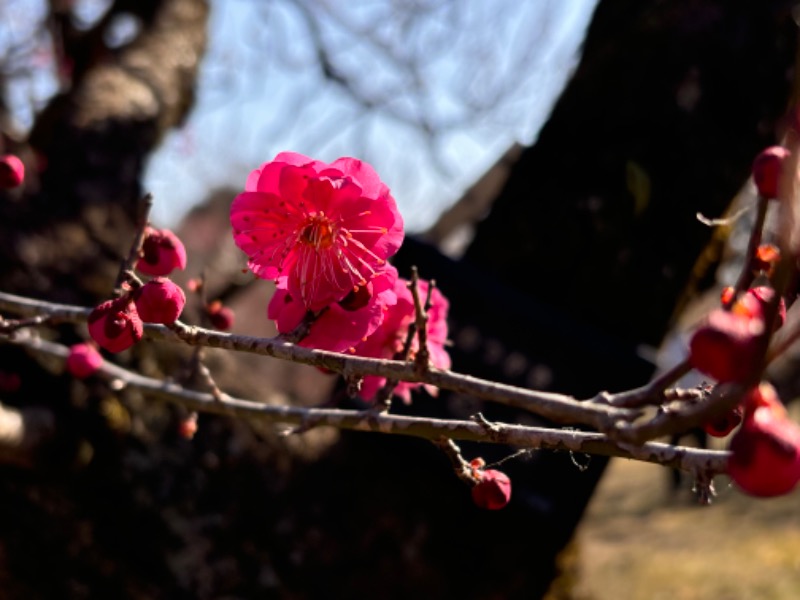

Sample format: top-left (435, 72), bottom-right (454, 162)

top-left (299, 212), bottom-right (337, 250)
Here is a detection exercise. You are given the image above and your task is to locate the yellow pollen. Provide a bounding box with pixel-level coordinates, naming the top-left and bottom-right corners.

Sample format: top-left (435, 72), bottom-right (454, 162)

top-left (299, 214), bottom-right (336, 249)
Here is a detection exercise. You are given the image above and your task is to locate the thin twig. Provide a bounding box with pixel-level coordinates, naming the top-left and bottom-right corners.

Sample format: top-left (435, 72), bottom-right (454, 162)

top-left (113, 193), bottom-right (152, 296)
top-left (0, 314), bottom-right (56, 335)
top-left (601, 359), bottom-right (692, 409)
top-left (407, 266), bottom-right (430, 372)
top-left (724, 195), bottom-right (768, 308)
top-left (433, 438), bottom-right (478, 485)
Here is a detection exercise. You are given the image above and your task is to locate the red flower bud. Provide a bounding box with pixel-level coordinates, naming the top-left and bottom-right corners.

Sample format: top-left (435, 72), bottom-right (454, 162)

top-left (720, 286), bottom-right (735, 307)
top-left (752, 146), bottom-right (790, 199)
top-left (88, 298), bottom-right (143, 353)
top-left (703, 404), bottom-right (743, 438)
top-left (0, 154), bottom-right (24, 189)
top-left (66, 342), bottom-right (103, 378)
top-left (728, 384), bottom-right (800, 497)
top-left (743, 286), bottom-right (786, 329)
top-left (753, 243), bottom-right (780, 275)
top-left (471, 469), bottom-right (512, 510)
top-left (178, 412), bottom-right (198, 440)
top-left (688, 309), bottom-right (764, 383)
top-left (136, 227), bottom-right (187, 276)
top-left (134, 277), bottom-right (186, 324)
top-left (206, 301), bottom-right (234, 331)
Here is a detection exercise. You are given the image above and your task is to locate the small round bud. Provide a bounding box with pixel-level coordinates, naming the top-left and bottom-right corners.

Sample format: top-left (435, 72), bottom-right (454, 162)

top-left (134, 277), bottom-right (186, 324)
top-left (178, 412), bottom-right (199, 440)
top-left (206, 301), bottom-right (234, 331)
top-left (471, 469), bottom-right (512, 510)
top-left (87, 298), bottom-right (143, 353)
top-left (66, 342), bottom-right (103, 379)
top-left (136, 227), bottom-right (187, 276)
top-left (752, 146), bottom-right (790, 199)
top-left (0, 154), bottom-right (24, 189)
top-left (688, 309), bottom-right (764, 383)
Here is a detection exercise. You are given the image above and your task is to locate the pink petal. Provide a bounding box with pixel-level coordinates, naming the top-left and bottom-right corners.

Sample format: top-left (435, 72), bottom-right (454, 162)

top-left (273, 151), bottom-right (318, 168)
top-left (245, 167), bottom-right (262, 192)
top-left (330, 157), bottom-right (390, 199)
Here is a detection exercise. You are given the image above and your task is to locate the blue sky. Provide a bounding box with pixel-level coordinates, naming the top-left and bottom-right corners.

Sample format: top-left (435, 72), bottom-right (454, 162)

top-left (139, 0), bottom-right (597, 232)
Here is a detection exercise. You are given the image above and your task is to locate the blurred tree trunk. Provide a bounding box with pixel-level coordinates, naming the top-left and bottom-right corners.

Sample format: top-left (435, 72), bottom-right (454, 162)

top-left (1, 0), bottom-right (208, 303)
top-left (455, 0), bottom-right (798, 595)
top-left (0, 1), bottom-right (209, 596)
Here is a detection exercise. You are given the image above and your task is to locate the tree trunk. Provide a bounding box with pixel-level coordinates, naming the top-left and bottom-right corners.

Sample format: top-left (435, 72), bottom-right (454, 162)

top-left (454, 0), bottom-right (798, 594)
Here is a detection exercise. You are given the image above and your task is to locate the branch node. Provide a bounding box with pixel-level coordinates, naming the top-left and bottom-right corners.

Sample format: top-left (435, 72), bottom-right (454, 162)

top-left (433, 437), bottom-right (479, 485)
top-left (471, 412), bottom-right (500, 433)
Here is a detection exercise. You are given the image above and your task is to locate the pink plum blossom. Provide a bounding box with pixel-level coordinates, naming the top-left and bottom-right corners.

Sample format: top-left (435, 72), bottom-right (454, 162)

top-left (231, 152), bottom-right (404, 312)
top-left (268, 267), bottom-right (399, 353)
top-left (355, 276), bottom-right (451, 403)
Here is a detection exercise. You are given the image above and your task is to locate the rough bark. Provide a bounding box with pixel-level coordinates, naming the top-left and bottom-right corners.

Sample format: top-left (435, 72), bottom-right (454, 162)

top-left (1, 0), bottom-right (208, 303)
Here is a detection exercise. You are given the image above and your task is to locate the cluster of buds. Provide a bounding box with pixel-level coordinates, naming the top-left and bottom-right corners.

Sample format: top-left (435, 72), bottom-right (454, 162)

top-left (87, 227), bottom-right (187, 353)
top-left (686, 141), bottom-right (800, 497)
top-left (186, 278), bottom-right (235, 331)
top-left (727, 384), bottom-right (800, 497)
top-left (690, 302), bottom-right (800, 496)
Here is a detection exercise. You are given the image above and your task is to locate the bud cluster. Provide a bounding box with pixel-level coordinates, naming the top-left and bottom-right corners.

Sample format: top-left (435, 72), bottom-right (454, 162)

top-left (684, 142), bottom-right (800, 497)
top-left (85, 227), bottom-right (188, 354)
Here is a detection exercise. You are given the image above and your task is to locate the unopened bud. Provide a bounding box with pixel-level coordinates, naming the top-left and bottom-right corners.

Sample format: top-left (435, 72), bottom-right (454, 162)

top-left (134, 277), bottom-right (186, 324)
top-left (66, 342), bottom-right (103, 378)
top-left (136, 227), bottom-right (187, 276)
top-left (88, 298), bottom-right (143, 353)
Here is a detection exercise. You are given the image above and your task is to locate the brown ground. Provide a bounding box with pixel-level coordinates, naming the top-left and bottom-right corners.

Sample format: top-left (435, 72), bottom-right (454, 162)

top-left (573, 455), bottom-right (800, 599)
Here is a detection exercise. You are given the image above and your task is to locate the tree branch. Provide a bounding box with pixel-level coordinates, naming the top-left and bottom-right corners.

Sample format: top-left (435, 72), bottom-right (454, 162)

top-left (10, 333), bottom-right (729, 475)
top-left (0, 290), bottom-right (642, 432)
